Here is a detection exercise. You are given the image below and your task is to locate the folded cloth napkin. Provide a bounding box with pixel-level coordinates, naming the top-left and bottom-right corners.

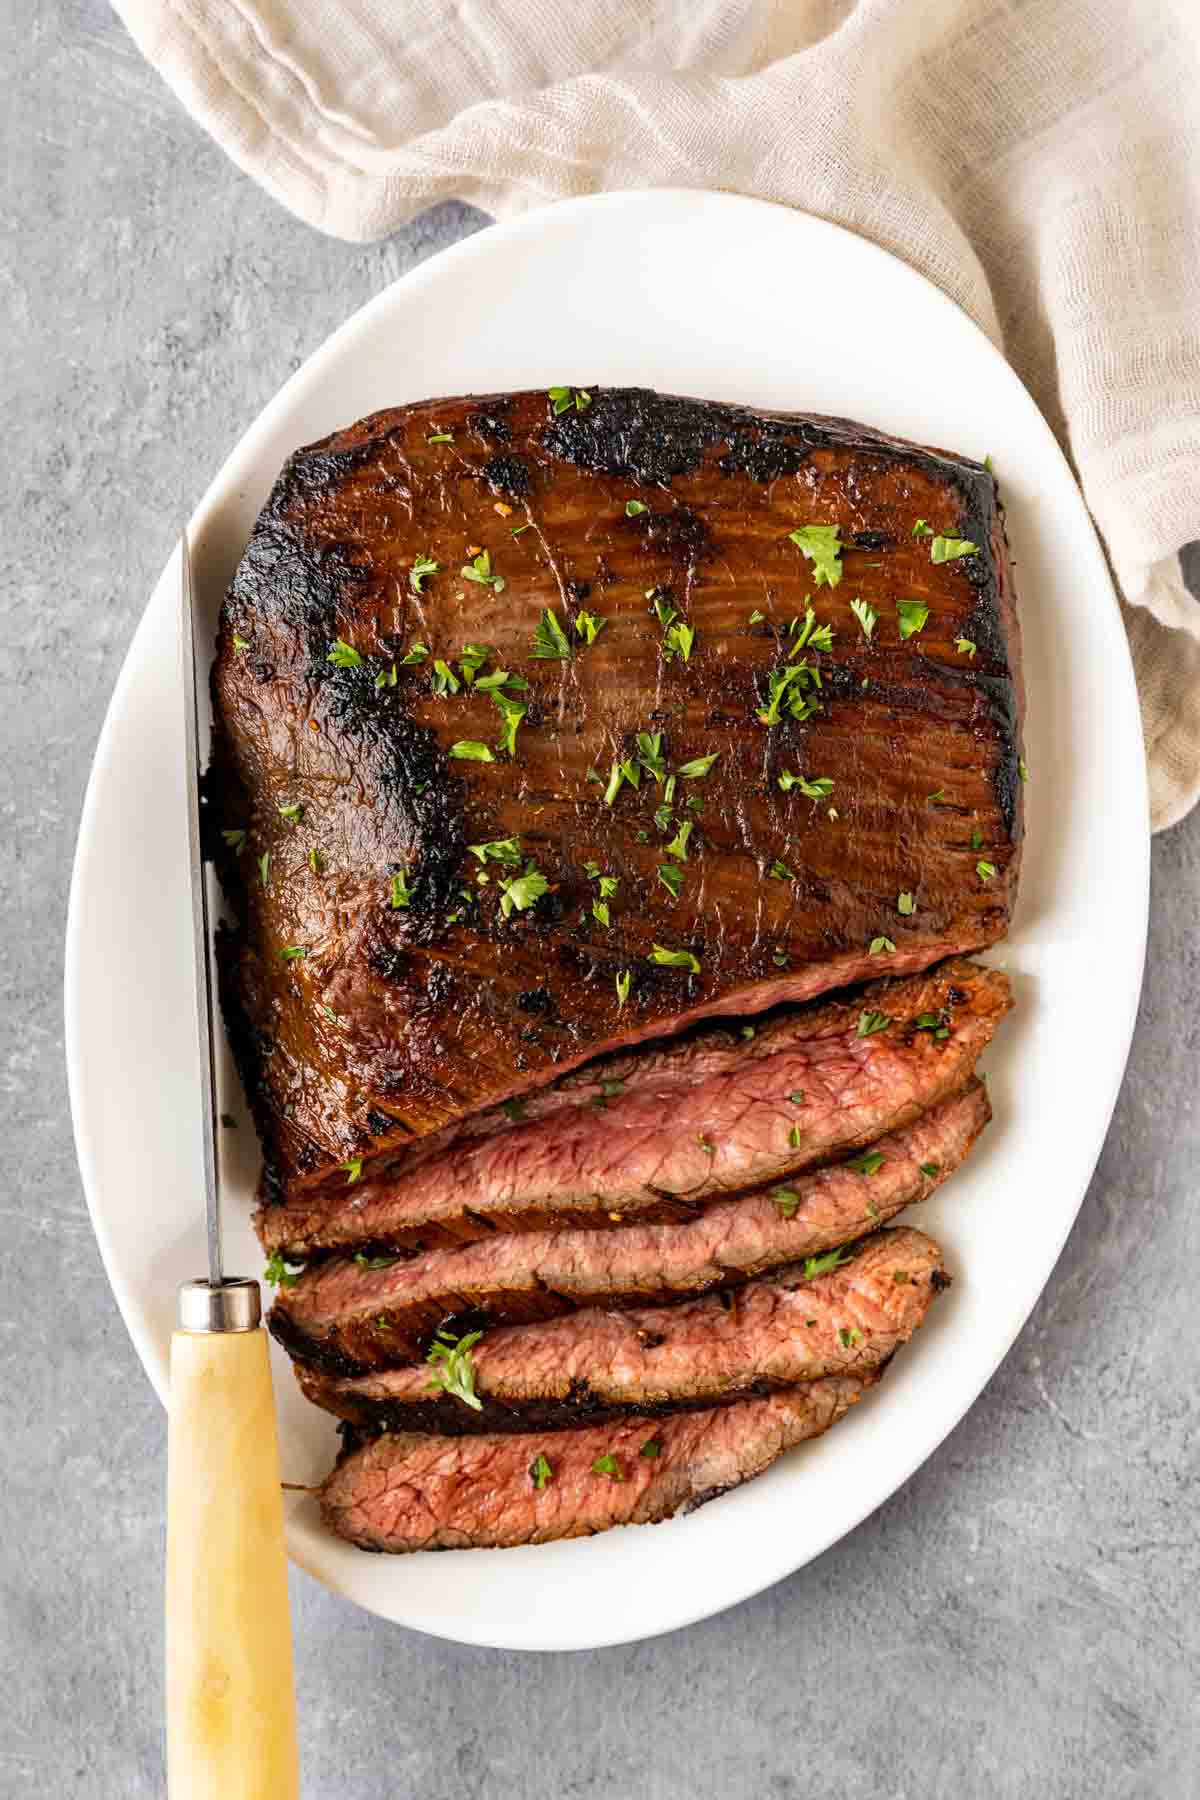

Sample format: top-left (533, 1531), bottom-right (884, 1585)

top-left (113, 0), bottom-right (1200, 828)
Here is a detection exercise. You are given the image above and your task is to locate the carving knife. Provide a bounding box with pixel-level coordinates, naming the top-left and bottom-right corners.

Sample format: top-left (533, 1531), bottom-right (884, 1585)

top-left (165, 529), bottom-right (300, 1800)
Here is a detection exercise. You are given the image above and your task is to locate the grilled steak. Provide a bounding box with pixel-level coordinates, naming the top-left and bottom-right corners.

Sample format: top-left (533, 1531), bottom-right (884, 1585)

top-left (319, 1375), bottom-right (873, 1552)
top-left (271, 1081), bottom-right (986, 1370)
top-left (210, 387), bottom-right (1023, 1206)
top-left (297, 1227), bottom-right (946, 1434)
top-left (259, 959), bottom-right (1008, 1256)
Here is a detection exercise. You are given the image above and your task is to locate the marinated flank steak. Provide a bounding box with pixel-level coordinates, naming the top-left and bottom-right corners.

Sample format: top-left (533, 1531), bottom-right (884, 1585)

top-left (259, 959), bottom-right (1007, 1258)
top-left (270, 1083), bottom-right (987, 1368)
top-left (320, 1376), bottom-right (874, 1553)
top-left (296, 1227), bottom-right (947, 1434)
top-left (210, 387), bottom-right (1023, 1206)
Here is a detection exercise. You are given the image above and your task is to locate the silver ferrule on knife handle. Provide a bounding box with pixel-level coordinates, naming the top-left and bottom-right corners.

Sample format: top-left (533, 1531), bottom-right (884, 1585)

top-left (177, 1277), bottom-right (262, 1333)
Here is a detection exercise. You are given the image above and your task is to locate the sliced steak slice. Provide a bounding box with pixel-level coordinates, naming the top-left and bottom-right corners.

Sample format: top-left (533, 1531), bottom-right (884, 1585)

top-left (259, 958), bottom-right (1009, 1255)
top-left (270, 1080), bottom-right (985, 1371)
top-left (298, 1227), bottom-right (946, 1434)
top-left (319, 1375), bottom-right (873, 1553)
top-left (211, 386), bottom-right (1023, 1204)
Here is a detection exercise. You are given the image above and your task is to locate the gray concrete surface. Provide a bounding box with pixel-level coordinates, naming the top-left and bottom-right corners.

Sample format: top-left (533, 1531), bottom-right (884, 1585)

top-left (3, 4), bottom-right (1198, 1795)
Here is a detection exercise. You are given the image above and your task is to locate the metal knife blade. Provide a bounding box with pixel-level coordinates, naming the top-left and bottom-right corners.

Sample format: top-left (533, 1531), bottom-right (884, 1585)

top-left (179, 529), bottom-right (223, 1288)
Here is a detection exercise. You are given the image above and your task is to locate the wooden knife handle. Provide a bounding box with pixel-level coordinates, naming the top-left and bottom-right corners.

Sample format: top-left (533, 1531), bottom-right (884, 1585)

top-left (166, 1324), bottom-right (299, 1800)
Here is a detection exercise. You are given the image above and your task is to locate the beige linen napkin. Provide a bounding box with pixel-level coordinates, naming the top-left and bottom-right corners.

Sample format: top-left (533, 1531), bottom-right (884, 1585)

top-left (113, 0), bottom-right (1200, 828)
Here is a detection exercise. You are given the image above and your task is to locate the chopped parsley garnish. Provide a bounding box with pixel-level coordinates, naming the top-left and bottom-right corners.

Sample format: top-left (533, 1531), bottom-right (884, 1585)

top-left (257, 852), bottom-right (270, 889)
top-left (431, 659), bottom-right (461, 696)
top-left (773, 1188), bottom-right (801, 1217)
top-left (376, 662), bottom-right (398, 689)
top-left (221, 828), bottom-right (247, 853)
top-left (232, 633), bottom-right (249, 652)
top-left (663, 619), bottom-right (695, 662)
top-left (263, 1250), bottom-right (303, 1288)
top-left (919, 1162), bottom-right (941, 1178)
top-left (615, 969), bottom-right (632, 1008)
top-left (575, 610), bottom-right (606, 645)
top-left (625, 499), bottom-right (648, 517)
top-left (658, 864), bottom-right (683, 899)
top-left (869, 936), bottom-right (896, 956)
top-left (757, 661), bottom-right (820, 727)
top-left (650, 945), bottom-right (700, 973)
top-left (857, 1011), bottom-right (890, 1037)
top-left (677, 751), bottom-right (720, 780)
top-left (475, 668), bottom-right (528, 693)
top-left (930, 535), bottom-right (978, 563)
top-left (896, 600), bottom-right (930, 640)
top-left (353, 1252), bottom-right (399, 1272)
top-left (469, 837), bottom-right (522, 866)
top-left (971, 827), bottom-right (983, 850)
top-left (531, 1453), bottom-right (554, 1489)
top-left (741, 1025), bottom-right (756, 1040)
top-left (449, 740), bottom-right (495, 761)
top-left (650, 591), bottom-right (677, 629)
top-left (461, 549), bottom-right (505, 592)
top-left (767, 859), bottom-right (795, 881)
top-left (401, 641), bottom-right (430, 665)
top-left (788, 1124), bottom-right (803, 1148)
top-left (849, 597), bottom-right (877, 641)
top-left (664, 820), bottom-right (693, 862)
top-left (983, 453), bottom-right (994, 473)
top-left (639, 1439), bottom-right (662, 1459)
top-left (548, 385), bottom-right (591, 415)
top-left (342, 1158), bottom-right (363, 1185)
top-left (427, 431), bottom-right (454, 445)
top-left (1018, 757), bottom-right (1029, 782)
top-left (490, 689), bottom-right (527, 757)
top-left (847, 1151), bottom-right (885, 1177)
top-left (532, 607), bottom-right (572, 660)
top-left (697, 1134), bottom-right (715, 1156)
top-left (653, 803), bottom-right (673, 833)
top-left (977, 860), bottom-right (998, 882)
top-left (801, 1248), bottom-right (853, 1281)
top-left (498, 866), bottom-right (550, 918)
top-left (778, 771), bottom-right (834, 800)
top-left (327, 638), bottom-right (362, 669)
top-left (911, 519), bottom-right (934, 537)
top-left (603, 760), bottom-right (635, 806)
top-left (511, 523), bottom-right (531, 537)
top-left (915, 1011), bottom-right (951, 1039)
top-left (897, 891), bottom-right (916, 915)
top-left (459, 643), bottom-right (491, 686)
top-left (409, 555), bottom-right (440, 594)
top-left (790, 1091), bottom-right (806, 1106)
top-left (279, 945), bottom-right (307, 962)
top-left (391, 870), bottom-right (415, 908)
top-left (787, 523), bottom-right (843, 587)
top-left (927, 788), bottom-right (947, 804)
top-left (592, 900), bottom-right (611, 927)
top-left (955, 637), bottom-right (977, 658)
top-left (220, 1113), bottom-right (237, 1129)
top-left (789, 606), bottom-right (835, 655)
top-left (277, 802), bottom-right (303, 823)
top-left (597, 875), bottom-right (619, 899)
top-left (592, 1454), bottom-right (623, 1480)
top-left (426, 1328), bottom-right (483, 1412)
top-left (748, 609), bottom-right (766, 624)
top-left (839, 1326), bottom-right (864, 1348)
top-left (636, 731), bottom-right (667, 781)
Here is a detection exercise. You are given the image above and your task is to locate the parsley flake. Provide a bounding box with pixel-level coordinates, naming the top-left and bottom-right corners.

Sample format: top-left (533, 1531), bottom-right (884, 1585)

top-left (977, 860), bottom-right (998, 882)
top-left (1018, 757), bottom-right (1029, 782)
top-left (931, 535), bottom-right (978, 564)
top-left (469, 837), bottom-right (522, 866)
top-left (857, 1011), bottom-right (891, 1037)
top-left (426, 1328), bottom-right (484, 1412)
top-left (919, 1162), bottom-right (941, 1179)
top-left (257, 852), bottom-right (270, 889)
top-left (912, 519), bottom-right (934, 537)
top-left (431, 659), bottom-right (461, 697)
top-left (498, 867), bottom-right (550, 918)
top-left (531, 1453), bottom-right (554, 1489)
top-left (409, 555), bottom-right (440, 594)
top-left (778, 771), bottom-right (834, 800)
top-left (449, 740), bottom-right (495, 762)
top-left (677, 751), bottom-right (720, 780)
top-left (575, 610), bottom-right (607, 645)
top-left (391, 870), bottom-right (415, 909)
top-left (279, 945), bottom-right (307, 962)
top-left (376, 662), bottom-right (398, 689)
top-left (327, 638), bottom-right (362, 669)
top-left (639, 1439), bottom-right (662, 1459)
top-left (649, 945), bottom-right (700, 974)
top-left (263, 1250), bottom-right (303, 1289)
top-left (767, 859), bottom-right (795, 881)
top-left (803, 1247), bottom-right (853, 1280)
top-left (663, 619), bottom-right (695, 662)
top-left (788, 523), bottom-right (843, 587)
top-left (625, 499), bottom-right (649, 517)
top-left (232, 633), bottom-right (249, 652)
top-left (221, 828), bottom-right (247, 853)
top-left (772, 1188), bottom-right (802, 1218)
top-left (461, 550), bottom-right (505, 592)
top-left (636, 731), bottom-right (667, 782)
top-left (548, 385), bottom-right (590, 415)
top-left (956, 637), bottom-right (977, 659)
top-left (615, 970), bottom-right (632, 1008)
top-left (401, 641), bottom-right (430, 665)
top-left (427, 431), bottom-right (454, 445)
top-left (664, 821), bottom-right (693, 862)
top-left (277, 802), bottom-right (303, 823)
top-left (869, 936), bottom-right (896, 956)
top-left (658, 864), bottom-right (683, 899)
top-left (342, 1158), bottom-right (363, 1185)
top-left (896, 600), bottom-right (930, 640)
top-left (592, 1453), bottom-right (623, 1480)
top-left (849, 597), bottom-right (877, 641)
top-left (897, 891), bottom-right (916, 915)
top-left (839, 1326), bottom-right (864, 1348)
top-left (847, 1151), bottom-right (885, 1176)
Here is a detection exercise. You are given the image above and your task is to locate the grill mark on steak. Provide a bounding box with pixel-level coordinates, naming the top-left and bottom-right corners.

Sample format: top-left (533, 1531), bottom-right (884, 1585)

top-left (268, 1080), bottom-right (987, 1370)
top-left (258, 960), bottom-right (1008, 1256)
top-left (295, 1227), bottom-right (946, 1434)
top-left (209, 388), bottom-right (1023, 1198)
top-left (318, 1375), bottom-right (874, 1553)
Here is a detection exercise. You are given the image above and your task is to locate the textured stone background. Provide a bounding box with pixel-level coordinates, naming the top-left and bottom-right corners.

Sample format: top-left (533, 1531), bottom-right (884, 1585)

top-left (2, 4), bottom-right (1198, 1795)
